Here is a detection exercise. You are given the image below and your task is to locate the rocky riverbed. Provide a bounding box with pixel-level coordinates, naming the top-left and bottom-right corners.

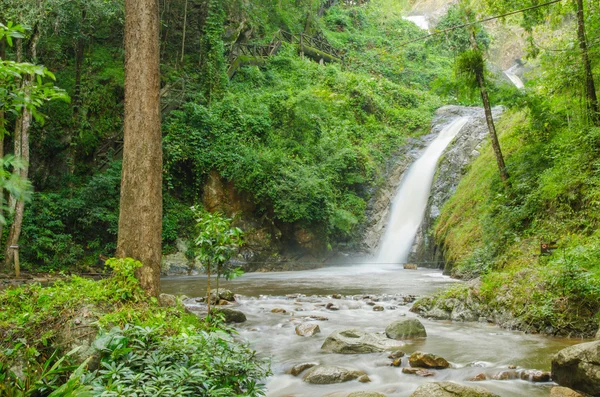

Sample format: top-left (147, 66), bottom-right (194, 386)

top-left (161, 266), bottom-right (587, 397)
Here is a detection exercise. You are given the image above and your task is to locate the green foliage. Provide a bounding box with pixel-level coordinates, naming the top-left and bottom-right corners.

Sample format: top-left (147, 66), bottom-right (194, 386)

top-left (0, 347), bottom-right (89, 397)
top-left (430, 4), bottom-right (490, 54)
top-left (199, 0), bottom-right (228, 103)
top-left (193, 208), bottom-right (244, 287)
top-left (0, 156), bottom-right (32, 225)
top-left (87, 325), bottom-right (269, 396)
top-left (21, 161), bottom-right (122, 271)
top-left (455, 49), bottom-right (485, 91)
top-left (0, 23), bottom-right (70, 136)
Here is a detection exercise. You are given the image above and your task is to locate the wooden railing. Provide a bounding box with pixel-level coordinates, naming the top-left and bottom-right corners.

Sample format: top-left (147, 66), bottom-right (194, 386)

top-left (227, 28), bottom-right (344, 77)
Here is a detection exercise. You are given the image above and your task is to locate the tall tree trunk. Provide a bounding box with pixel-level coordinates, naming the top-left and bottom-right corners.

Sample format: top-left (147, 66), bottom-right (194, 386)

top-left (117, 0), bottom-right (162, 297)
top-left (476, 70), bottom-right (510, 185)
top-left (4, 95), bottom-right (31, 270)
top-left (4, 22), bottom-right (40, 270)
top-left (180, 0), bottom-right (188, 64)
top-left (575, 0), bottom-right (599, 126)
top-left (468, 28), bottom-right (510, 186)
top-left (0, 37), bottom-right (6, 245)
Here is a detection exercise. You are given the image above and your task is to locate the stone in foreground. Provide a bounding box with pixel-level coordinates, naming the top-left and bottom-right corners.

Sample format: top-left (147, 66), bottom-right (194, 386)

top-left (385, 318), bottom-right (427, 339)
top-left (549, 386), bottom-right (588, 397)
top-left (347, 392), bottom-right (387, 397)
top-left (409, 381), bottom-right (500, 397)
top-left (302, 365), bottom-right (368, 384)
top-left (409, 351), bottom-right (450, 369)
top-left (295, 323), bottom-right (321, 337)
top-left (212, 307), bottom-right (246, 323)
top-left (289, 362), bottom-right (317, 376)
top-left (158, 293), bottom-right (178, 307)
top-left (321, 329), bottom-right (404, 354)
top-left (552, 340), bottom-right (600, 396)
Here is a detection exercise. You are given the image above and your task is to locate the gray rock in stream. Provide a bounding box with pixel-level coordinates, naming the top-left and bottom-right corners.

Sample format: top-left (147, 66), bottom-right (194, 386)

top-left (409, 382), bottom-right (500, 397)
top-left (552, 340), bottom-right (600, 396)
top-left (385, 318), bottom-right (427, 339)
top-left (212, 307), bottom-right (247, 323)
top-left (303, 365), bottom-right (369, 384)
top-left (321, 329), bottom-right (404, 354)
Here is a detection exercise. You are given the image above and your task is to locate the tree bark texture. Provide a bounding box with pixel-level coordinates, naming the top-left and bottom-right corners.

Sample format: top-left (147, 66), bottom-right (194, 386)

top-left (467, 28), bottom-right (510, 186)
top-left (117, 0), bottom-right (163, 297)
top-left (4, 86), bottom-right (31, 269)
top-left (575, 0), bottom-right (599, 126)
top-left (476, 71), bottom-right (510, 184)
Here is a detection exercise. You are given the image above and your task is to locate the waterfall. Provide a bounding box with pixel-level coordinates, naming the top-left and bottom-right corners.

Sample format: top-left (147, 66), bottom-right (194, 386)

top-left (376, 117), bottom-right (469, 264)
top-left (504, 64), bottom-right (524, 89)
top-left (403, 16), bottom-right (429, 31)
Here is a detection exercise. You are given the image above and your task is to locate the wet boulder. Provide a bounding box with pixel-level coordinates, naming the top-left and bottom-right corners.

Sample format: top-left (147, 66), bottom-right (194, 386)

top-left (295, 323), bottom-right (320, 337)
top-left (302, 365), bottom-right (368, 384)
top-left (409, 381), bottom-right (500, 397)
top-left (212, 307), bottom-right (246, 323)
top-left (549, 386), bottom-right (587, 397)
top-left (402, 368), bottom-right (435, 377)
top-left (289, 362), bottom-right (317, 376)
top-left (552, 340), bottom-right (600, 396)
top-left (518, 369), bottom-right (551, 382)
top-left (210, 288), bottom-right (235, 302)
top-left (158, 293), bottom-right (178, 307)
top-left (408, 351), bottom-right (450, 369)
top-left (271, 308), bottom-right (287, 314)
top-left (321, 329), bottom-right (404, 354)
top-left (347, 392), bottom-right (387, 397)
top-left (385, 319), bottom-right (427, 339)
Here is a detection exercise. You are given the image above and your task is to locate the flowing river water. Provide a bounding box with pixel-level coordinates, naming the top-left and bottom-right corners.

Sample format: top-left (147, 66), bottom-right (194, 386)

top-left (162, 116), bottom-right (581, 396)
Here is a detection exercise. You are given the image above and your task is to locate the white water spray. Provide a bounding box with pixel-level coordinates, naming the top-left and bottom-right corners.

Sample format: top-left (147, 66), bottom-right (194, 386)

top-left (504, 64), bottom-right (524, 89)
top-left (403, 15), bottom-right (429, 31)
top-left (376, 117), bottom-right (469, 264)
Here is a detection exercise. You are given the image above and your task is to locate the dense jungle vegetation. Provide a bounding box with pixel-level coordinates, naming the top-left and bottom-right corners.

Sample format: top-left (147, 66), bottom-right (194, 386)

top-left (1, 0), bottom-right (464, 271)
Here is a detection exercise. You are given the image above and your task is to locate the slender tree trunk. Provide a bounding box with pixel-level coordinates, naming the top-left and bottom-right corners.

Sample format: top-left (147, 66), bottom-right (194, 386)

top-left (468, 29), bottom-right (510, 186)
top-left (69, 23), bottom-right (86, 181)
top-left (117, 0), bottom-right (163, 297)
top-left (476, 71), bottom-right (510, 184)
top-left (206, 264), bottom-right (212, 314)
top-left (180, 0), bottom-right (188, 64)
top-left (4, 97), bottom-right (30, 270)
top-left (575, 0), bottom-right (599, 126)
top-left (0, 37), bottom-right (6, 244)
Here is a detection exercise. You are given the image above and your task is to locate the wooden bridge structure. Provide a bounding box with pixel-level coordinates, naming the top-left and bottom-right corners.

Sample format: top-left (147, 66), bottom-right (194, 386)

top-left (227, 29), bottom-right (346, 78)
top-left (226, 0), bottom-right (370, 78)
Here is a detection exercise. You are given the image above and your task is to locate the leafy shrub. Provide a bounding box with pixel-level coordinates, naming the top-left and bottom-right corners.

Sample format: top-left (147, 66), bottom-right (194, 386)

top-left (88, 325), bottom-right (269, 397)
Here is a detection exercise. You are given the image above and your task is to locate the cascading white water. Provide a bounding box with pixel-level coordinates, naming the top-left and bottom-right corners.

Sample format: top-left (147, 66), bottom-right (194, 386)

top-left (504, 64), bottom-right (524, 89)
top-left (376, 117), bottom-right (469, 264)
top-left (402, 15), bottom-right (429, 31)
